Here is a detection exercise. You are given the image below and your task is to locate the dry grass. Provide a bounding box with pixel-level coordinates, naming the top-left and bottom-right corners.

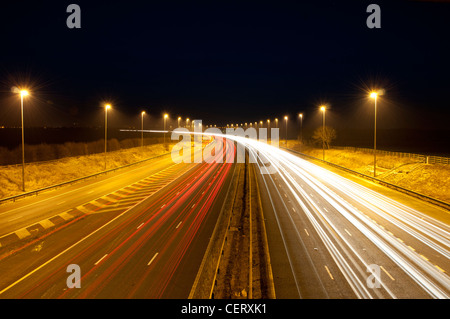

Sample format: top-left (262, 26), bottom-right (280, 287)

top-left (287, 140), bottom-right (450, 203)
top-left (0, 143), bottom-right (174, 199)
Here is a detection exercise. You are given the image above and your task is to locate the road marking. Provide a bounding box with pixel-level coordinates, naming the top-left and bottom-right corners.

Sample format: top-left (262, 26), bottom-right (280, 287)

top-left (192, 204), bottom-right (196, 208)
top-left (94, 254), bottom-right (108, 266)
top-left (396, 237), bottom-right (404, 243)
top-left (56, 201), bottom-right (66, 205)
top-left (324, 266), bottom-right (334, 280)
top-left (176, 221), bottom-right (182, 229)
top-left (39, 219), bottom-right (54, 229)
top-left (147, 252), bottom-right (159, 266)
top-left (137, 222), bottom-right (144, 229)
top-left (380, 266), bottom-right (395, 281)
top-left (408, 246), bottom-right (415, 251)
top-left (420, 254), bottom-right (429, 261)
top-left (87, 190), bottom-right (94, 194)
top-left (15, 228), bottom-right (31, 239)
top-left (323, 207), bottom-right (328, 212)
top-left (304, 229), bottom-right (309, 236)
top-left (292, 207), bottom-right (295, 212)
top-left (284, 194), bottom-right (287, 198)
top-left (0, 189), bottom-right (164, 296)
top-left (7, 215), bottom-right (23, 222)
top-left (344, 229), bottom-right (352, 236)
top-left (59, 211), bottom-right (73, 220)
top-left (176, 192), bottom-right (180, 196)
top-left (161, 204), bottom-right (166, 209)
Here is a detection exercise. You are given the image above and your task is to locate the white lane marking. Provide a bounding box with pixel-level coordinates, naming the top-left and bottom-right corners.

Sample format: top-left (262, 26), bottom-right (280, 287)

top-left (56, 201), bottom-right (66, 205)
top-left (192, 204), bottom-right (196, 208)
top-left (94, 254), bottom-right (108, 266)
top-left (147, 252), bottom-right (159, 266)
top-left (344, 229), bottom-right (352, 237)
top-left (137, 222), bottom-right (144, 229)
top-left (304, 229), bottom-right (309, 237)
top-left (0, 189), bottom-right (158, 295)
top-left (324, 266), bottom-right (334, 280)
top-left (161, 204), bottom-right (166, 209)
top-left (176, 221), bottom-right (182, 229)
top-left (380, 266), bottom-right (395, 281)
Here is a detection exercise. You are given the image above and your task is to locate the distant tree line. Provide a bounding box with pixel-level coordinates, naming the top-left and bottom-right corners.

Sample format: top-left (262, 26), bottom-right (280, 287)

top-left (0, 137), bottom-right (164, 166)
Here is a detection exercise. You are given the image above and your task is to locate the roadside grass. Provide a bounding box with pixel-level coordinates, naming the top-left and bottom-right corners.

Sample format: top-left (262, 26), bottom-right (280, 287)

top-left (0, 143), bottom-right (174, 199)
top-left (286, 141), bottom-right (450, 204)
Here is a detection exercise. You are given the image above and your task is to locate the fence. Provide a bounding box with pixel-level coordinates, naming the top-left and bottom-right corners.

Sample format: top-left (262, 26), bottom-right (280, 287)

top-left (332, 146), bottom-right (449, 165)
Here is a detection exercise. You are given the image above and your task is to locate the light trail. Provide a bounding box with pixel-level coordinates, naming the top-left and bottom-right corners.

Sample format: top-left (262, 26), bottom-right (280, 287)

top-left (219, 133), bottom-right (450, 298)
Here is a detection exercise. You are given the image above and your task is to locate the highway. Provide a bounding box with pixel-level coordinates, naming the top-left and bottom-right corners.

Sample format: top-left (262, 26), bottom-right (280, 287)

top-left (0, 139), bottom-right (236, 298)
top-left (0, 134), bottom-right (449, 299)
top-left (227, 136), bottom-right (450, 299)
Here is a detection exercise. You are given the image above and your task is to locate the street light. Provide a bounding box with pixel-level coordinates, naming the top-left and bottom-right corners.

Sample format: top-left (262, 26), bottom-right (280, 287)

top-left (141, 111), bottom-right (146, 147)
top-left (18, 89), bottom-right (29, 191)
top-left (178, 116), bottom-right (181, 128)
top-left (275, 118), bottom-right (278, 128)
top-left (186, 118), bottom-right (190, 129)
top-left (298, 113), bottom-right (303, 144)
top-left (105, 104), bottom-right (111, 170)
top-left (320, 106), bottom-right (326, 160)
top-left (164, 113), bottom-right (168, 145)
top-left (267, 119), bottom-right (270, 141)
top-left (370, 91), bottom-right (378, 177)
top-left (284, 116), bottom-right (288, 147)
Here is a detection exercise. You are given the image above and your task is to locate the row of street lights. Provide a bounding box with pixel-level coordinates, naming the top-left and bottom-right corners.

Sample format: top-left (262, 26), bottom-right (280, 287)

top-left (223, 91), bottom-right (379, 176)
top-left (14, 89), bottom-right (380, 192)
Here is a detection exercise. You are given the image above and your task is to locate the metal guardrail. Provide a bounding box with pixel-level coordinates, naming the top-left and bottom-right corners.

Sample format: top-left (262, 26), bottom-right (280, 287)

top-left (283, 147), bottom-right (450, 211)
top-left (332, 146), bottom-right (450, 165)
top-left (0, 151), bottom-right (172, 206)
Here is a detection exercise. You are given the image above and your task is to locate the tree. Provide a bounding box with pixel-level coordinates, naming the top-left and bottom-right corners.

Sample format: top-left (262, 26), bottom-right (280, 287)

top-left (312, 126), bottom-right (337, 149)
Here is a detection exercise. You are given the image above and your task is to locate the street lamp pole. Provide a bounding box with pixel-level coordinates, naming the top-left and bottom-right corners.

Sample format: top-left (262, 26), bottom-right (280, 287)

top-left (284, 116), bottom-right (288, 147)
top-left (105, 104), bottom-right (111, 170)
top-left (164, 114), bottom-right (168, 145)
top-left (299, 113), bottom-right (303, 144)
top-left (370, 92), bottom-right (378, 177)
top-left (320, 106), bottom-right (326, 161)
top-left (19, 90), bottom-right (28, 192)
top-left (141, 111), bottom-right (145, 147)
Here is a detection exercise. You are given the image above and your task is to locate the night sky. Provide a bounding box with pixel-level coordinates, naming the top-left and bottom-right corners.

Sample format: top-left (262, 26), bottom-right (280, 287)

top-left (0, 0), bottom-right (449, 133)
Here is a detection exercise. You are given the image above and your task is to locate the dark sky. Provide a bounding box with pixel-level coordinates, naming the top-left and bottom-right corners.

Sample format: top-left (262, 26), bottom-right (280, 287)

top-left (0, 0), bottom-right (449, 131)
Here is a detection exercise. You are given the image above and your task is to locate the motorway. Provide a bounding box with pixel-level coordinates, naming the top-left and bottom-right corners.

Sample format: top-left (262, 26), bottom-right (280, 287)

top-left (0, 139), bottom-right (236, 298)
top-left (0, 134), bottom-right (449, 299)
top-left (229, 136), bottom-right (450, 299)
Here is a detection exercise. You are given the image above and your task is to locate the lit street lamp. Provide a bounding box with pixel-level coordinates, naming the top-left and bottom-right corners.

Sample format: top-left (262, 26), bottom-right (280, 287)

top-left (275, 118), bottom-right (278, 128)
top-left (284, 116), bottom-right (288, 147)
top-left (370, 92), bottom-right (378, 177)
top-left (298, 113), bottom-right (303, 144)
top-left (18, 89), bottom-right (29, 191)
top-left (105, 104), bottom-right (111, 170)
top-left (164, 113), bottom-right (168, 145)
top-left (178, 116), bottom-right (181, 128)
top-left (267, 119), bottom-right (270, 140)
top-left (141, 111), bottom-right (146, 147)
top-left (320, 106), bottom-right (326, 160)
